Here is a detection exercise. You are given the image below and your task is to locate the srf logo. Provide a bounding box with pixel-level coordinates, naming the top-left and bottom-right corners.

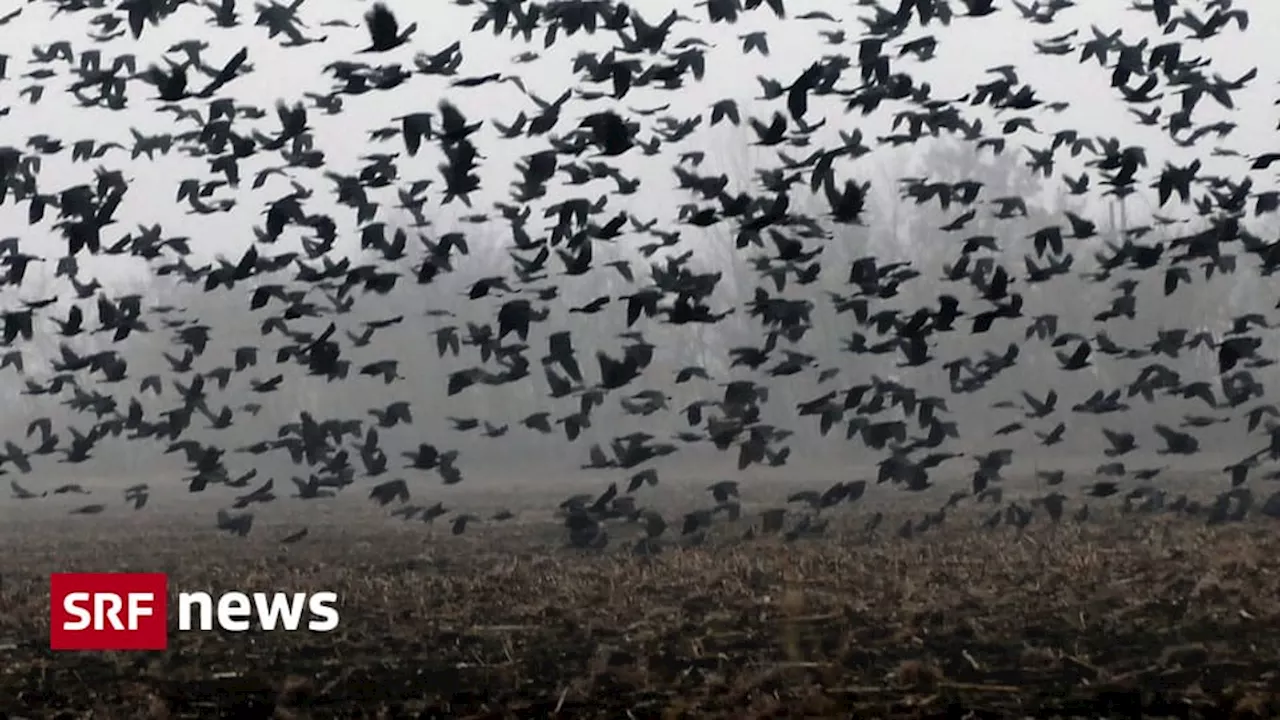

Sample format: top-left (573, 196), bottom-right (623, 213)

top-left (50, 573), bottom-right (169, 651)
top-left (50, 572), bottom-right (341, 650)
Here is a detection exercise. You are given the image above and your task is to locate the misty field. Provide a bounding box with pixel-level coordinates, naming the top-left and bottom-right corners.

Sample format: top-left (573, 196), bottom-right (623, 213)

top-left (4, 477), bottom-right (1280, 719)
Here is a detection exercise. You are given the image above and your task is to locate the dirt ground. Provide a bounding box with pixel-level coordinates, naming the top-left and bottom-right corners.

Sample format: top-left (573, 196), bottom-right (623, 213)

top-left (4, 480), bottom-right (1280, 719)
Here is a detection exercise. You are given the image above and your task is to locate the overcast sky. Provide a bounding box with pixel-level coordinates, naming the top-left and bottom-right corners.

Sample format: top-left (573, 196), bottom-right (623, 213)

top-left (0, 0), bottom-right (1276, 288)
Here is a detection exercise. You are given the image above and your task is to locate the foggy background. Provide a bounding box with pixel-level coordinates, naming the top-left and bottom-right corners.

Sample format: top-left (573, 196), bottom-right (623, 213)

top-left (1, 0), bottom-right (1278, 516)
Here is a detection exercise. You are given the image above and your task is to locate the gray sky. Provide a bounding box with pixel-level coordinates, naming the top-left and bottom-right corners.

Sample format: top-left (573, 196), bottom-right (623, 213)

top-left (1, 0), bottom-right (1277, 287)
top-left (0, 0), bottom-right (1277, 499)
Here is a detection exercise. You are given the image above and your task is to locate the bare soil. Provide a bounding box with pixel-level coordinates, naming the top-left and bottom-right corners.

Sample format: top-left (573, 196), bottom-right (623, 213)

top-left (4, 490), bottom-right (1280, 719)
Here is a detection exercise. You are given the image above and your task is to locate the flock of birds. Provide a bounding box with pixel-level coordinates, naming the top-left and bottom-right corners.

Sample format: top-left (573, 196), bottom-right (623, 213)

top-left (2, 0), bottom-right (1280, 551)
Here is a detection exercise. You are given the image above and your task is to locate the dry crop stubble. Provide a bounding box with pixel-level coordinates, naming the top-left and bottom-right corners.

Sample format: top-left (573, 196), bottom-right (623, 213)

top-left (4, 507), bottom-right (1280, 717)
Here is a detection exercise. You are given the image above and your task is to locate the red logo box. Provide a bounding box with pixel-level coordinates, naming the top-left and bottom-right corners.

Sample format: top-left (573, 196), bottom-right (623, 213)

top-left (50, 573), bottom-right (169, 651)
